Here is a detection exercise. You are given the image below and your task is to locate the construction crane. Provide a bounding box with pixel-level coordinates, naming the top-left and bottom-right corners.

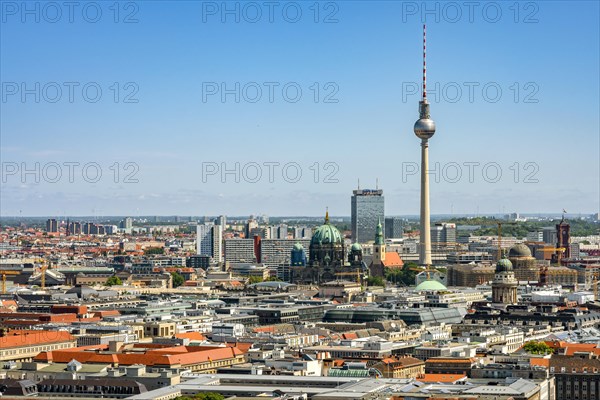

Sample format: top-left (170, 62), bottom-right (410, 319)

top-left (495, 221), bottom-right (517, 260)
top-left (0, 269), bottom-right (20, 294)
top-left (335, 270), bottom-right (362, 285)
top-left (33, 258), bottom-right (48, 289)
top-left (409, 265), bottom-right (439, 281)
top-left (41, 261), bottom-right (48, 289)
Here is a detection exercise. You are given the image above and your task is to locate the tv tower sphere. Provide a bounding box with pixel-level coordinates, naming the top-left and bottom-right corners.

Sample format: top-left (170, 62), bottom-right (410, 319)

top-left (414, 115), bottom-right (436, 140)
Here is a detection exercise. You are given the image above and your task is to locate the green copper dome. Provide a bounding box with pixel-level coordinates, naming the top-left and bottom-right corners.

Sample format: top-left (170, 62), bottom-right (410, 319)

top-left (414, 279), bottom-right (447, 292)
top-left (496, 256), bottom-right (513, 273)
top-left (351, 242), bottom-right (362, 251)
top-left (293, 242), bottom-right (304, 251)
top-left (310, 211), bottom-right (343, 246)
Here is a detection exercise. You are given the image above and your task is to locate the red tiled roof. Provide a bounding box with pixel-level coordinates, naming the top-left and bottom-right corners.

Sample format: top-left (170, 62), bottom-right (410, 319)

top-left (0, 330), bottom-right (75, 349)
top-left (530, 358), bottom-right (550, 368)
top-left (544, 341), bottom-right (600, 356)
top-left (174, 332), bottom-right (206, 341)
top-left (382, 252), bottom-right (404, 268)
top-left (34, 345), bottom-right (247, 367)
top-left (417, 373), bottom-right (467, 383)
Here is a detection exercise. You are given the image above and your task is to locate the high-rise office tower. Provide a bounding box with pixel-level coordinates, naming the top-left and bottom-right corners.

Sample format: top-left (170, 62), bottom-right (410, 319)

top-left (413, 24), bottom-right (436, 266)
top-left (351, 187), bottom-right (384, 243)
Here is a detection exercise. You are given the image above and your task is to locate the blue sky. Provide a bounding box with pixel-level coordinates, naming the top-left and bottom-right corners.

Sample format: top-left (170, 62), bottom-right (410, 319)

top-left (1, 0), bottom-right (599, 217)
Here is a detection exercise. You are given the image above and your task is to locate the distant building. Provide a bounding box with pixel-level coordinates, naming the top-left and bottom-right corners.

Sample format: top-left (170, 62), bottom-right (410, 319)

top-left (67, 221), bottom-right (81, 235)
top-left (245, 218), bottom-right (259, 239)
top-left (293, 226), bottom-right (312, 239)
top-left (431, 223), bottom-right (456, 245)
top-left (268, 224), bottom-right (288, 239)
top-left (46, 218), bottom-right (58, 233)
top-left (385, 217), bottom-right (404, 239)
top-left (371, 356), bottom-right (425, 379)
top-left (351, 188), bottom-right (384, 243)
top-left (526, 231), bottom-right (543, 242)
top-left (187, 255), bottom-right (211, 269)
top-left (260, 239), bottom-right (311, 267)
top-left (196, 223), bottom-right (223, 263)
top-left (215, 215), bottom-right (227, 227)
top-left (224, 238), bottom-right (256, 263)
top-left (119, 217), bottom-right (133, 230)
top-left (542, 227), bottom-right (557, 245)
top-left (447, 263), bottom-right (495, 287)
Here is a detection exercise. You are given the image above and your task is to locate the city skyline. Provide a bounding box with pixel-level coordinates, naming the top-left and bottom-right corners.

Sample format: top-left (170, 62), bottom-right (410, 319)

top-left (1, 2), bottom-right (599, 216)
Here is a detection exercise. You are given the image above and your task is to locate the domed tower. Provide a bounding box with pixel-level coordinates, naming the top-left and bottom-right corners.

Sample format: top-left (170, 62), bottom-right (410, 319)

top-left (508, 243), bottom-right (538, 282)
top-left (291, 242), bottom-right (307, 267)
top-left (309, 210), bottom-right (345, 267)
top-left (492, 256), bottom-right (518, 305)
top-left (414, 25), bottom-right (436, 268)
top-left (348, 242), bottom-right (363, 264)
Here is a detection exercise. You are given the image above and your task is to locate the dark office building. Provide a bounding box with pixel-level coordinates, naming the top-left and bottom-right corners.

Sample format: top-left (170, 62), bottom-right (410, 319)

top-left (187, 255), bottom-right (211, 269)
top-left (385, 217), bottom-right (404, 239)
top-left (46, 218), bottom-right (58, 233)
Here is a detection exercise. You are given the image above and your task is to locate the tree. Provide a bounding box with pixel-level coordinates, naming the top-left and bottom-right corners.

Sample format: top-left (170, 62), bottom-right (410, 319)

top-left (523, 341), bottom-right (552, 355)
top-left (248, 276), bottom-right (263, 284)
top-left (144, 247), bottom-right (164, 255)
top-left (195, 393), bottom-right (225, 400)
top-left (174, 393), bottom-right (224, 400)
top-left (171, 271), bottom-right (185, 288)
top-left (105, 276), bottom-right (122, 286)
top-left (367, 276), bottom-right (385, 286)
top-left (385, 263), bottom-right (419, 286)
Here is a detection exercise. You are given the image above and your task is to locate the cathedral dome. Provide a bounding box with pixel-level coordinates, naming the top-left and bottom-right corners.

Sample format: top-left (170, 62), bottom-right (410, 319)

top-left (310, 212), bottom-right (343, 246)
top-left (351, 242), bottom-right (362, 251)
top-left (509, 243), bottom-right (532, 258)
top-left (495, 257), bottom-right (513, 273)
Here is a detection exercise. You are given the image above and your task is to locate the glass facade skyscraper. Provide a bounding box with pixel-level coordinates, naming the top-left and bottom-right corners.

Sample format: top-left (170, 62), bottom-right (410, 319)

top-left (351, 188), bottom-right (384, 243)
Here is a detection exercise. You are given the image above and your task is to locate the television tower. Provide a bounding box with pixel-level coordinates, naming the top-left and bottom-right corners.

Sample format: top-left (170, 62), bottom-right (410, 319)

top-left (414, 24), bottom-right (436, 266)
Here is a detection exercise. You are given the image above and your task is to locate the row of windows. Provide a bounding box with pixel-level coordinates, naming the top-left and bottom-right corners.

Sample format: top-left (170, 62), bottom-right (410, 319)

top-left (1, 342), bottom-right (71, 357)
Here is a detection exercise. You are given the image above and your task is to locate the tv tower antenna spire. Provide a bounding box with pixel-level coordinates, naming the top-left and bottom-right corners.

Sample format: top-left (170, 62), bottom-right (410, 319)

top-left (423, 23), bottom-right (427, 102)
